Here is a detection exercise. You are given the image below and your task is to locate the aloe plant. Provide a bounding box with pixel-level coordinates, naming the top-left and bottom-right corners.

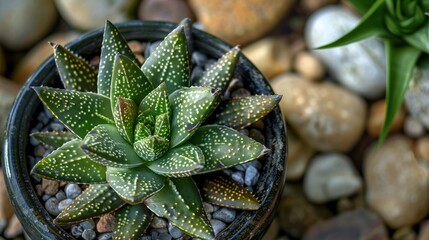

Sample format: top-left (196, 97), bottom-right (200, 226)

top-left (30, 20), bottom-right (281, 240)
top-left (318, 0), bottom-right (429, 143)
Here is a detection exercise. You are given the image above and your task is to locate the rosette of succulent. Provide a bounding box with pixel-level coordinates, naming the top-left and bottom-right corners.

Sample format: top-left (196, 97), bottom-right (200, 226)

top-left (30, 19), bottom-right (281, 240)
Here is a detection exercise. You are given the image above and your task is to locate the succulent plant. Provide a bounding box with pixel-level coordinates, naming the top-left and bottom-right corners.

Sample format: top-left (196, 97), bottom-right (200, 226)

top-left (319, 0), bottom-right (429, 143)
top-left (30, 20), bottom-right (281, 240)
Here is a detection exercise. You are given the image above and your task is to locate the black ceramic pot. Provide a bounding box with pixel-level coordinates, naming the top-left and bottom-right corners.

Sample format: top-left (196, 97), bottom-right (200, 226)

top-left (2, 21), bottom-right (287, 239)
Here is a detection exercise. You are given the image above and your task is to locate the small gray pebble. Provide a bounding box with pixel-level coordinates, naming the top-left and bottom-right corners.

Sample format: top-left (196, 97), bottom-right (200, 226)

top-left (45, 197), bottom-right (60, 216)
top-left (241, 160), bottom-right (262, 170)
top-left (42, 194), bottom-right (52, 202)
top-left (210, 219), bottom-right (226, 235)
top-left (212, 205), bottom-right (220, 211)
top-left (192, 52), bottom-right (208, 66)
top-left (231, 171), bottom-right (244, 186)
top-left (150, 229), bottom-right (159, 238)
top-left (245, 165), bottom-right (260, 187)
top-left (191, 66), bottom-right (204, 83)
top-left (168, 222), bottom-right (183, 238)
top-left (32, 174), bottom-right (42, 183)
top-left (80, 219), bottom-right (96, 230)
top-left (55, 190), bottom-right (66, 202)
top-left (213, 208), bottom-right (236, 223)
top-left (50, 122), bottom-right (64, 131)
top-left (234, 164), bottom-right (246, 171)
top-left (44, 107), bottom-right (54, 119)
top-left (71, 225), bottom-right (84, 238)
top-left (29, 135), bottom-right (40, 146)
top-left (98, 232), bottom-right (113, 240)
top-left (82, 229), bottom-right (96, 240)
top-left (150, 216), bottom-right (167, 229)
top-left (158, 232), bottom-right (172, 240)
top-left (65, 184), bottom-right (82, 199)
top-left (144, 41), bottom-right (162, 58)
top-left (203, 202), bottom-right (214, 214)
top-left (58, 199), bottom-right (73, 211)
top-left (222, 169), bottom-right (234, 176)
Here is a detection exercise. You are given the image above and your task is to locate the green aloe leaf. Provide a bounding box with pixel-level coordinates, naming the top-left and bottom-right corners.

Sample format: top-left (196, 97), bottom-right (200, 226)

top-left (379, 40), bottom-right (421, 144)
top-left (203, 176), bottom-right (259, 210)
top-left (31, 131), bottom-right (76, 149)
top-left (318, 0), bottom-right (390, 49)
top-left (106, 165), bottom-right (165, 204)
top-left (113, 97), bottom-right (137, 143)
top-left (179, 18), bottom-right (194, 59)
top-left (133, 136), bottom-right (170, 161)
top-left (134, 123), bottom-right (153, 142)
top-left (51, 43), bottom-right (97, 92)
top-left (147, 143), bottom-right (204, 177)
top-left (110, 54), bottom-right (154, 111)
top-left (169, 87), bottom-right (221, 148)
top-left (404, 22), bottom-right (429, 54)
top-left (31, 139), bottom-right (107, 184)
top-left (212, 95), bottom-right (281, 130)
top-left (154, 113), bottom-right (170, 139)
top-left (82, 124), bottom-right (144, 168)
top-left (98, 20), bottom-right (139, 97)
top-left (33, 87), bottom-right (114, 139)
top-left (141, 25), bottom-right (190, 94)
top-left (113, 204), bottom-right (152, 240)
top-left (194, 46), bottom-right (240, 93)
top-left (145, 178), bottom-right (215, 240)
top-left (138, 82), bottom-right (170, 117)
top-left (347, 0), bottom-right (375, 14)
top-left (190, 125), bottom-right (268, 174)
top-left (55, 184), bottom-right (125, 224)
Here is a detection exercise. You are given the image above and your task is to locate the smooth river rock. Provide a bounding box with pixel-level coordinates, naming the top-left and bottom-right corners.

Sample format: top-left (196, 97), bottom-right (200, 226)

top-left (305, 6), bottom-right (386, 99)
top-left (304, 153), bottom-right (362, 203)
top-left (365, 135), bottom-right (429, 229)
top-left (271, 73), bottom-right (367, 152)
top-left (189, 0), bottom-right (294, 45)
top-left (0, 0), bottom-right (57, 50)
top-left (405, 68), bottom-right (429, 130)
top-left (286, 130), bottom-right (315, 180)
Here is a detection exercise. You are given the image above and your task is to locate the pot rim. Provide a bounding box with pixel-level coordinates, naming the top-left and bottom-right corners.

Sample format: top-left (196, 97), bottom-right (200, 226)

top-left (2, 20), bottom-right (287, 239)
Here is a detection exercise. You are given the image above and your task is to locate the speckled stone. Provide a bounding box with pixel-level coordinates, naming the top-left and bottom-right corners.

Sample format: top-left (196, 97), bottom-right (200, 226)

top-left (168, 222), bottom-right (184, 238)
top-left (213, 208), bottom-right (236, 223)
top-left (42, 179), bottom-right (59, 196)
top-left (82, 229), bottom-right (96, 240)
top-left (405, 68), bottom-right (429, 129)
top-left (65, 183), bottom-right (82, 199)
top-left (45, 198), bottom-right (61, 216)
top-left (210, 219), bottom-right (226, 236)
top-left (58, 198), bottom-right (73, 211)
top-left (97, 213), bottom-right (115, 233)
top-left (245, 165), bottom-right (260, 186)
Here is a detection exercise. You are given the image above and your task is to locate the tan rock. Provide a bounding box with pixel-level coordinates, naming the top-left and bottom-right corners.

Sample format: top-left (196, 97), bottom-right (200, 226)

top-left (0, 170), bottom-right (14, 225)
top-left (418, 220), bottom-right (429, 240)
top-left (367, 100), bottom-right (405, 137)
top-left (416, 136), bottom-right (429, 161)
top-left (11, 32), bottom-right (78, 84)
top-left (302, 0), bottom-right (339, 13)
top-left (243, 36), bottom-right (292, 80)
top-left (393, 227), bottom-right (416, 240)
top-left (189, 0), bottom-right (294, 45)
top-left (271, 73), bottom-right (366, 152)
top-left (365, 135), bottom-right (429, 229)
top-left (294, 51), bottom-right (325, 82)
top-left (138, 0), bottom-right (194, 23)
top-left (0, 77), bottom-right (21, 149)
top-left (4, 215), bottom-right (23, 239)
top-left (286, 130), bottom-right (314, 180)
top-left (97, 213), bottom-right (115, 233)
top-left (42, 179), bottom-right (59, 196)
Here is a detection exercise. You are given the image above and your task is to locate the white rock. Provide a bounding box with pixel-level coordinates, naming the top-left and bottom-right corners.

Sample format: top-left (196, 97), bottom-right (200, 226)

top-left (304, 153), bottom-right (362, 203)
top-left (405, 68), bottom-right (429, 130)
top-left (305, 6), bottom-right (386, 99)
top-left (55, 0), bottom-right (139, 30)
top-left (404, 116), bottom-right (425, 138)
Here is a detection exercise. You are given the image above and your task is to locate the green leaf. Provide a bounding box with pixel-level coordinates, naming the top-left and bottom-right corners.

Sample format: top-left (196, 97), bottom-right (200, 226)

top-left (31, 131), bottom-right (77, 149)
top-left (318, 0), bottom-right (389, 49)
top-left (31, 139), bottom-right (107, 184)
top-left (189, 125), bottom-right (268, 174)
top-left (113, 204), bottom-right (152, 240)
top-left (379, 40), bottom-right (420, 144)
top-left (404, 22), bottom-right (429, 54)
top-left (169, 87), bottom-right (221, 148)
top-left (212, 95), bottom-right (281, 130)
top-left (113, 97), bottom-right (137, 143)
top-left (145, 178), bottom-right (215, 240)
top-left (147, 143), bottom-right (204, 177)
top-left (179, 18), bottom-right (194, 60)
top-left (347, 0), bottom-right (375, 14)
top-left (110, 54), bottom-right (154, 111)
top-left (138, 82), bottom-right (170, 117)
top-left (98, 20), bottom-right (139, 97)
top-left (82, 124), bottom-right (144, 168)
top-left (203, 176), bottom-right (260, 210)
top-left (133, 136), bottom-right (170, 161)
top-left (106, 165), bottom-right (165, 204)
top-left (134, 123), bottom-right (153, 142)
top-left (141, 25), bottom-right (190, 94)
top-left (194, 46), bottom-right (240, 93)
top-left (51, 43), bottom-right (97, 92)
top-left (55, 184), bottom-right (125, 224)
top-left (154, 113), bottom-right (170, 139)
top-left (33, 87), bottom-right (114, 139)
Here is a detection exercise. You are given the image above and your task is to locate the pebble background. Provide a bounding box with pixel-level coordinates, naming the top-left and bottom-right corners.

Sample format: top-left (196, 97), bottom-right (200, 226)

top-left (1, 0), bottom-right (429, 240)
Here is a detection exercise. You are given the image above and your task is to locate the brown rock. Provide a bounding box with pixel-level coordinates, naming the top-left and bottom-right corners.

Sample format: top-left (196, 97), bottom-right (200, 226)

top-left (97, 213), bottom-right (115, 233)
top-left (286, 130), bottom-right (314, 180)
top-left (367, 99), bottom-right (405, 137)
top-left (138, 0), bottom-right (194, 23)
top-left (418, 220), bottom-right (429, 240)
top-left (0, 170), bottom-right (14, 224)
top-left (271, 73), bottom-right (366, 152)
top-left (4, 215), bottom-right (23, 239)
top-left (243, 36), bottom-right (292, 80)
top-left (393, 227), bottom-right (416, 240)
top-left (42, 179), bottom-right (59, 195)
top-left (416, 136), bottom-right (429, 161)
top-left (11, 32), bottom-right (79, 84)
top-left (365, 135), bottom-right (429, 229)
top-left (189, 0), bottom-right (294, 45)
top-left (303, 209), bottom-right (389, 240)
top-left (302, 0), bottom-right (339, 13)
top-left (294, 51), bottom-right (325, 82)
